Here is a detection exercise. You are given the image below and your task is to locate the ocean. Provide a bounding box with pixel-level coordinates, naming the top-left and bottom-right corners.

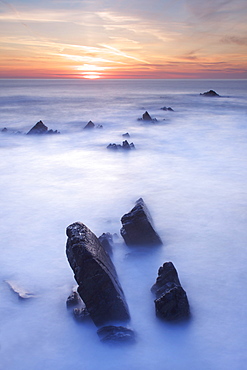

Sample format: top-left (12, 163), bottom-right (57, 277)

top-left (0, 79), bottom-right (247, 369)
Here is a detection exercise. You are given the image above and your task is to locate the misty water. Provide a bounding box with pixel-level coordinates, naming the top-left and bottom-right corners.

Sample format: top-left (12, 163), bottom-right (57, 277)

top-left (0, 79), bottom-right (247, 369)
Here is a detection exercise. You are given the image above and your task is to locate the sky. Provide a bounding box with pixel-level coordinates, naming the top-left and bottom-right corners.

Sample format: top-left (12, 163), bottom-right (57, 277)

top-left (0, 0), bottom-right (247, 79)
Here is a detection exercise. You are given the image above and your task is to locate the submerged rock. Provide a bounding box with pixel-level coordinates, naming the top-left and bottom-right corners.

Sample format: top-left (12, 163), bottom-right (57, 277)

top-left (66, 222), bottom-right (130, 327)
top-left (151, 262), bottom-right (190, 321)
top-left (97, 326), bottom-right (136, 344)
top-left (107, 140), bottom-right (135, 150)
top-left (83, 120), bottom-right (95, 129)
top-left (120, 198), bottom-right (163, 247)
top-left (26, 120), bottom-right (59, 135)
top-left (200, 90), bottom-right (220, 97)
top-left (5, 280), bottom-right (35, 299)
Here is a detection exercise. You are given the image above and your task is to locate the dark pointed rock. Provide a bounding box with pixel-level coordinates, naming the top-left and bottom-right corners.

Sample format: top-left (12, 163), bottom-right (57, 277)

top-left (97, 326), bottom-right (136, 343)
top-left (27, 120), bottom-right (59, 135)
top-left (200, 90), bottom-right (220, 97)
top-left (122, 132), bottom-right (130, 138)
top-left (151, 262), bottom-right (190, 321)
top-left (120, 198), bottom-right (163, 247)
top-left (142, 111), bottom-right (152, 121)
top-left (83, 120), bottom-right (95, 129)
top-left (27, 120), bottom-right (48, 135)
top-left (66, 222), bottom-right (130, 327)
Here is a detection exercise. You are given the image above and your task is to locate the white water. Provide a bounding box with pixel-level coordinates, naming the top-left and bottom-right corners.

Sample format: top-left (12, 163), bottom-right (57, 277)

top-left (0, 79), bottom-right (247, 369)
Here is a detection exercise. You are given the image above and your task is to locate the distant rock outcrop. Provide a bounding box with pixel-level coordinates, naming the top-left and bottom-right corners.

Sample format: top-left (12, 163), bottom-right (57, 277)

top-left (138, 111), bottom-right (158, 123)
top-left (26, 120), bottom-right (59, 135)
top-left (120, 198), bottom-right (163, 247)
top-left (107, 140), bottom-right (135, 150)
top-left (151, 262), bottom-right (190, 321)
top-left (97, 325), bottom-right (136, 343)
top-left (161, 106), bottom-right (174, 111)
top-left (66, 222), bottom-right (130, 327)
top-left (83, 120), bottom-right (95, 129)
top-left (200, 90), bottom-right (220, 97)
top-left (83, 121), bottom-right (103, 129)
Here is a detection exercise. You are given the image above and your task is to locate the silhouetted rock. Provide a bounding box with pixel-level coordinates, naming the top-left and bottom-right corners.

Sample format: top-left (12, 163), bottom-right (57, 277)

top-left (97, 326), bottom-right (136, 343)
top-left (120, 198), bottom-right (163, 247)
top-left (83, 120), bottom-right (95, 129)
top-left (200, 90), bottom-right (220, 97)
top-left (122, 132), bottom-right (130, 138)
top-left (66, 222), bottom-right (130, 327)
top-left (107, 140), bottom-right (135, 150)
top-left (27, 120), bottom-right (59, 135)
top-left (161, 107), bottom-right (174, 111)
top-left (151, 262), bottom-right (190, 321)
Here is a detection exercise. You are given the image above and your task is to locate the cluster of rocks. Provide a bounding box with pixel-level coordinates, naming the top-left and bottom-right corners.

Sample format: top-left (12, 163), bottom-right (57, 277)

top-left (27, 120), bottom-right (60, 135)
top-left (65, 198), bottom-right (190, 344)
top-left (107, 140), bottom-right (135, 151)
top-left (83, 120), bottom-right (103, 129)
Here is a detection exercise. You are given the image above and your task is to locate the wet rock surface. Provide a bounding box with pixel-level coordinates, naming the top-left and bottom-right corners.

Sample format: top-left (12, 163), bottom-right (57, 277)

top-left (120, 198), bottom-right (163, 247)
top-left (66, 222), bottom-right (130, 327)
top-left (151, 262), bottom-right (190, 321)
top-left (97, 326), bottom-right (136, 343)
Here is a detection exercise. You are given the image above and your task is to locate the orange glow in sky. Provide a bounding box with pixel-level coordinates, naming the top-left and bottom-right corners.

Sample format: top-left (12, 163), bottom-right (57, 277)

top-left (0, 1), bottom-right (246, 79)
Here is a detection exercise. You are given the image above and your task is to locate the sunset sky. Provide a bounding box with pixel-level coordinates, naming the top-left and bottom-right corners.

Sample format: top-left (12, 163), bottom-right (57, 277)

top-left (0, 0), bottom-right (247, 79)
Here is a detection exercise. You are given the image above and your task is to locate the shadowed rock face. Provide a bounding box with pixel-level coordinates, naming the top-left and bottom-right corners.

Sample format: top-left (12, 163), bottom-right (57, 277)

top-left (120, 198), bottom-right (163, 247)
top-left (66, 222), bottom-right (130, 327)
top-left (151, 262), bottom-right (190, 321)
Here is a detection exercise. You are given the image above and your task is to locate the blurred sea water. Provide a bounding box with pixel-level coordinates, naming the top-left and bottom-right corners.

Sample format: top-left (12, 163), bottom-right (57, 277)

top-left (0, 79), bottom-right (247, 370)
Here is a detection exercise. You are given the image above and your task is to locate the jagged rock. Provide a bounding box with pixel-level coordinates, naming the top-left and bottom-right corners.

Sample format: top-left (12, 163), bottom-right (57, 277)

top-left (83, 120), bottom-right (95, 129)
top-left (5, 280), bottom-right (35, 299)
top-left (26, 120), bottom-right (59, 135)
top-left (107, 140), bottom-right (135, 150)
top-left (200, 90), bottom-right (220, 97)
top-left (151, 262), bottom-right (190, 321)
top-left (97, 326), bottom-right (136, 343)
top-left (66, 222), bottom-right (130, 327)
top-left (122, 132), bottom-right (130, 138)
top-left (161, 107), bottom-right (174, 111)
top-left (120, 198), bottom-right (163, 247)
top-left (98, 232), bottom-right (114, 255)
